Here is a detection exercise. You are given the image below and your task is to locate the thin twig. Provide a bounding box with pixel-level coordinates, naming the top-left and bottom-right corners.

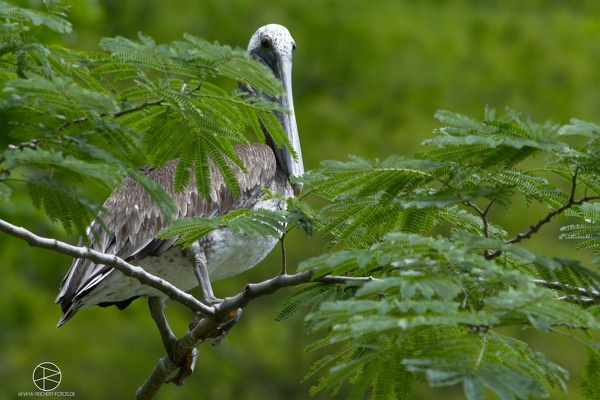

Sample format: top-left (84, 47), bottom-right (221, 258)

top-left (279, 233), bottom-right (287, 275)
top-left (0, 139), bottom-right (40, 166)
top-left (486, 170), bottom-right (600, 260)
top-left (531, 279), bottom-right (600, 301)
top-left (57, 99), bottom-right (164, 131)
top-left (466, 200), bottom-right (494, 258)
top-left (6, 139), bottom-right (39, 151)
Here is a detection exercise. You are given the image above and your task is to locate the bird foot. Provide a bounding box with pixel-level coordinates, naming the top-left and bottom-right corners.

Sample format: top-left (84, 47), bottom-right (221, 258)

top-left (188, 307), bottom-right (243, 346)
top-left (165, 348), bottom-right (198, 386)
top-left (210, 308), bottom-right (243, 346)
top-left (160, 329), bottom-right (198, 387)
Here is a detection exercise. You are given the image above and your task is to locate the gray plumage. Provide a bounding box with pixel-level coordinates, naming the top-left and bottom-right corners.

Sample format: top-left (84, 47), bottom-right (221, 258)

top-left (56, 24), bottom-right (303, 328)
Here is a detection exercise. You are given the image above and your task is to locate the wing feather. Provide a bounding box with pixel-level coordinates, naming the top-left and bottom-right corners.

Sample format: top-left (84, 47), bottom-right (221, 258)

top-left (56, 144), bottom-right (278, 317)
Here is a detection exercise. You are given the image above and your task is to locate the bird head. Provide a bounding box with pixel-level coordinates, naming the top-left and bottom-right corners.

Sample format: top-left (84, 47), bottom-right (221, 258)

top-left (246, 24), bottom-right (304, 197)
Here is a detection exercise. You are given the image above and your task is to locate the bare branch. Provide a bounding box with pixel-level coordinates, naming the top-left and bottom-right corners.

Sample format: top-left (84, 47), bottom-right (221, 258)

top-left (0, 217), bottom-right (214, 317)
top-left (0, 216), bottom-right (375, 400)
top-left (531, 279), bottom-right (600, 301)
top-left (0, 139), bottom-right (40, 174)
top-left (486, 171), bottom-right (600, 260)
top-left (6, 139), bottom-right (39, 151)
top-left (279, 234), bottom-right (287, 275)
top-left (136, 271), bottom-right (377, 399)
top-left (466, 200), bottom-right (495, 258)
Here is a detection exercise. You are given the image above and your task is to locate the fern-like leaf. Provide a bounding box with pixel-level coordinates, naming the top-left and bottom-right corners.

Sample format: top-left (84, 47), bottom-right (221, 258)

top-left (158, 208), bottom-right (287, 248)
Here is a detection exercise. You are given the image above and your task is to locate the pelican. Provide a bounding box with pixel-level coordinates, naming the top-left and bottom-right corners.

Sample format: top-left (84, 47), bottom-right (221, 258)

top-left (56, 24), bottom-right (303, 349)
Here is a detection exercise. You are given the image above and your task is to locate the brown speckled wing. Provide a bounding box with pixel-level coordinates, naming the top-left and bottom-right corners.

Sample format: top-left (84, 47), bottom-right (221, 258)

top-left (56, 144), bottom-right (277, 319)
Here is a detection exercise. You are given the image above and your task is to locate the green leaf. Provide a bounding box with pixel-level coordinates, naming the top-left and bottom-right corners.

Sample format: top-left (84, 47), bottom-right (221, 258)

top-left (26, 177), bottom-right (100, 235)
top-left (0, 182), bottom-right (12, 202)
top-left (158, 208), bottom-right (287, 248)
top-left (582, 347), bottom-right (600, 399)
top-left (0, 1), bottom-right (72, 33)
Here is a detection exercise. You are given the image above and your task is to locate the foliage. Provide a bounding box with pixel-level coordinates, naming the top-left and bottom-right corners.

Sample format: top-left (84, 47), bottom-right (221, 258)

top-left (3, 2), bottom-right (600, 400)
top-left (157, 192), bottom-right (316, 248)
top-left (0, 0), bottom-right (287, 235)
top-left (279, 108), bottom-right (600, 399)
top-left (158, 206), bottom-right (287, 248)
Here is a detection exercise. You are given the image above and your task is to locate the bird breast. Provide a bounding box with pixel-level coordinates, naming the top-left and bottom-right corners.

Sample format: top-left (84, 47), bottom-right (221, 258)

top-left (135, 225), bottom-right (279, 294)
top-left (83, 195), bottom-right (284, 305)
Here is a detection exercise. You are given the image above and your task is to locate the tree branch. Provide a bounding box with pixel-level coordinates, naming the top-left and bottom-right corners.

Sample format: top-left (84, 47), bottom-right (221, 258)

top-left (531, 279), bottom-right (600, 304)
top-left (466, 200), bottom-right (495, 258)
top-left (486, 170), bottom-right (600, 260)
top-left (136, 271), bottom-right (376, 399)
top-left (0, 216), bottom-right (375, 399)
top-left (0, 218), bottom-right (214, 317)
top-left (0, 139), bottom-right (40, 175)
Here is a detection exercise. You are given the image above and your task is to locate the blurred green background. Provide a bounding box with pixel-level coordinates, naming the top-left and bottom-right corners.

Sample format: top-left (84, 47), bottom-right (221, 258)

top-left (2, 0), bottom-right (600, 398)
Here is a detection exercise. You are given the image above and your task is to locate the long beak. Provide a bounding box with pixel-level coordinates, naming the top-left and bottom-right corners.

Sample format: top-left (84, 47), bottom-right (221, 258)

top-left (272, 55), bottom-right (304, 197)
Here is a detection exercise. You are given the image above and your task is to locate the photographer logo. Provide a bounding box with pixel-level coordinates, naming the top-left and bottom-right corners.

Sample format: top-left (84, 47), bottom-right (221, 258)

top-left (32, 362), bottom-right (61, 391)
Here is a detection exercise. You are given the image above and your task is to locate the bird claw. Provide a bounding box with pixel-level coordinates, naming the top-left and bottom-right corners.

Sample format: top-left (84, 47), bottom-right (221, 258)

top-left (188, 304), bottom-right (243, 346)
top-left (210, 308), bottom-right (243, 346)
top-left (164, 305), bottom-right (240, 387)
top-left (165, 348), bottom-right (198, 386)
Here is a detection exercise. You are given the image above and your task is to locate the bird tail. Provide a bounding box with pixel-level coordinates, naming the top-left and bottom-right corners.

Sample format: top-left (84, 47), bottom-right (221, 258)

top-left (55, 295), bottom-right (78, 328)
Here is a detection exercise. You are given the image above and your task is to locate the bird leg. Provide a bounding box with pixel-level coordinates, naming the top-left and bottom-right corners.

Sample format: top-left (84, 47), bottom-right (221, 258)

top-left (190, 250), bottom-right (221, 305)
top-left (189, 250), bottom-right (242, 345)
top-left (148, 297), bottom-right (198, 386)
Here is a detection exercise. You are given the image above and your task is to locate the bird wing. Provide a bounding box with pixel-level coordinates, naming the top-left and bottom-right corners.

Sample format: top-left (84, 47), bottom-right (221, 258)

top-left (56, 144), bottom-right (278, 312)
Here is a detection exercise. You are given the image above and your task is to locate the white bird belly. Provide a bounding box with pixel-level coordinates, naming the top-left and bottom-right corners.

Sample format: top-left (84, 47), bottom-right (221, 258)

top-left (79, 198), bottom-right (283, 306)
top-left (202, 228), bottom-right (279, 281)
top-left (80, 230), bottom-right (278, 306)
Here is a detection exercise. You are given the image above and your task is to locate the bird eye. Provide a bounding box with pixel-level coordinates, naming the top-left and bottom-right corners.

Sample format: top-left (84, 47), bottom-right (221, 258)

top-left (261, 37), bottom-right (271, 49)
top-left (292, 43), bottom-right (297, 53)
